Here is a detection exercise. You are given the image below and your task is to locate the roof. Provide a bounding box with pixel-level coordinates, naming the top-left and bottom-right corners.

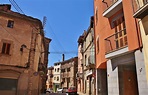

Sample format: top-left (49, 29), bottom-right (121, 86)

top-left (0, 4), bottom-right (43, 29)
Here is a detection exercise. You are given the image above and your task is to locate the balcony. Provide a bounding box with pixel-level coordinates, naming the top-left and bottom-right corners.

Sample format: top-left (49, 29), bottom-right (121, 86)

top-left (86, 55), bottom-right (95, 69)
top-left (76, 72), bottom-right (83, 80)
top-left (61, 72), bottom-right (70, 78)
top-left (132, 0), bottom-right (148, 18)
top-left (103, 0), bottom-right (122, 17)
top-left (105, 28), bottom-right (127, 54)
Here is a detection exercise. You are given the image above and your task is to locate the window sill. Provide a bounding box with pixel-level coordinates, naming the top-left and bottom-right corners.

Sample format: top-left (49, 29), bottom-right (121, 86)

top-left (0, 53), bottom-right (11, 56)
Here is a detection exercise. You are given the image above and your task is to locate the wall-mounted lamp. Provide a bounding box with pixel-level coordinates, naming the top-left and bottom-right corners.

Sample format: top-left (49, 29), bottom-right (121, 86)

top-left (20, 44), bottom-right (27, 52)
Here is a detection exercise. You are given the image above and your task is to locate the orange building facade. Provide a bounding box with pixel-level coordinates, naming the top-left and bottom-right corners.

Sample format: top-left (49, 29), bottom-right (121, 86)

top-left (94, 0), bottom-right (148, 95)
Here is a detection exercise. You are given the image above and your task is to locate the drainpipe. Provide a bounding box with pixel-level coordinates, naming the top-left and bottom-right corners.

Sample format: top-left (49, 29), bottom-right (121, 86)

top-left (134, 18), bottom-right (142, 52)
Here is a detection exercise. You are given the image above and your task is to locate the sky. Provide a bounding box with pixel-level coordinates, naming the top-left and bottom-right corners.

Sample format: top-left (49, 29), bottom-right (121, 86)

top-left (1, 0), bottom-right (94, 67)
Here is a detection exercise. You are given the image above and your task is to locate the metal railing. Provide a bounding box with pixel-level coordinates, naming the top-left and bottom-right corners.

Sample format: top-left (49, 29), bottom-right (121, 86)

top-left (88, 55), bottom-right (95, 65)
top-left (103, 0), bottom-right (118, 9)
top-left (105, 29), bottom-right (127, 53)
top-left (132, 0), bottom-right (148, 13)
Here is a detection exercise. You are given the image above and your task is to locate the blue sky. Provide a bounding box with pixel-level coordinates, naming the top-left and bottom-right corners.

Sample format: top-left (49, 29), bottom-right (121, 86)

top-left (1, 0), bottom-right (94, 67)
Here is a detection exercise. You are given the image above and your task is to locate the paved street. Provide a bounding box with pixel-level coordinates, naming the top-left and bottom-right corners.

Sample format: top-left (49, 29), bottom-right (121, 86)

top-left (41, 93), bottom-right (79, 95)
top-left (40, 93), bottom-right (68, 95)
top-left (48, 93), bottom-right (67, 95)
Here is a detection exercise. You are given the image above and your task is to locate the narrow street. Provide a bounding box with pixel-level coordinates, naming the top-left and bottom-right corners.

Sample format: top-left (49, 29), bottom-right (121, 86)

top-left (46, 93), bottom-right (67, 95)
top-left (41, 93), bottom-right (80, 95)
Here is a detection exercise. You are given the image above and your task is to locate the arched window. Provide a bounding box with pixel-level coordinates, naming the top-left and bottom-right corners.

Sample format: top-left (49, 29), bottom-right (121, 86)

top-left (57, 76), bottom-right (59, 81)
top-left (57, 68), bottom-right (59, 72)
top-left (96, 35), bottom-right (99, 52)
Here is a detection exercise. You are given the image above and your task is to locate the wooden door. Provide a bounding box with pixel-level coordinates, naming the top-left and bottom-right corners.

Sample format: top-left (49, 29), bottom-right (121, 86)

top-left (123, 71), bottom-right (138, 95)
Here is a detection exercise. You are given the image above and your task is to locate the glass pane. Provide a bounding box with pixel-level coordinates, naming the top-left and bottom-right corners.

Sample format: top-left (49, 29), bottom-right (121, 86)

top-left (0, 78), bottom-right (17, 90)
top-left (2, 43), bottom-right (6, 54)
top-left (6, 44), bottom-right (11, 54)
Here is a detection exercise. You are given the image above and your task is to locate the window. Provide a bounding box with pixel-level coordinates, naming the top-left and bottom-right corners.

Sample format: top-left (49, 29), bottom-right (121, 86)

top-left (7, 20), bottom-right (14, 28)
top-left (85, 55), bottom-right (87, 66)
top-left (57, 68), bottom-right (59, 72)
top-left (55, 68), bottom-right (56, 72)
top-left (61, 69), bottom-right (65, 72)
top-left (57, 76), bottom-right (59, 81)
top-left (0, 78), bottom-right (17, 91)
top-left (1, 43), bottom-right (11, 55)
top-left (62, 78), bottom-right (65, 82)
top-left (96, 35), bottom-right (99, 52)
top-left (54, 77), bottom-right (56, 80)
top-left (67, 68), bottom-right (70, 72)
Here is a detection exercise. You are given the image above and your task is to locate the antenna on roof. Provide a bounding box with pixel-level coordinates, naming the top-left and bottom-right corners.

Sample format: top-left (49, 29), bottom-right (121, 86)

top-left (42, 16), bottom-right (47, 29)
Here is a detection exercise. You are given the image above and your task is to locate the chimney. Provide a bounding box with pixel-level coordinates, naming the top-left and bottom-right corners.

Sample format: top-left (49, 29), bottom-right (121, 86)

top-left (62, 54), bottom-right (65, 61)
top-left (0, 4), bottom-right (11, 11)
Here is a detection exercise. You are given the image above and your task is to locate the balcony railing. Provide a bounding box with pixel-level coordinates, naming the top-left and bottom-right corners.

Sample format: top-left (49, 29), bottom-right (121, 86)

top-left (132, 0), bottom-right (148, 18)
top-left (76, 72), bottom-right (83, 79)
top-left (61, 72), bottom-right (70, 78)
top-left (103, 0), bottom-right (123, 17)
top-left (105, 29), bottom-right (127, 53)
top-left (88, 55), bottom-right (95, 64)
top-left (103, 0), bottom-right (118, 8)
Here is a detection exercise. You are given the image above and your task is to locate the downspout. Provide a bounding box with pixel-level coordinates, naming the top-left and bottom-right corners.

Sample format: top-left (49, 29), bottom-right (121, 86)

top-left (131, 0), bottom-right (143, 52)
top-left (135, 18), bottom-right (142, 52)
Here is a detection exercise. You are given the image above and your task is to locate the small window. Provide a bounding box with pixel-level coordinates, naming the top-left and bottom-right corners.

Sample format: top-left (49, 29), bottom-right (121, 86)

top-left (67, 68), bottom-right (70, 72)
top-left (57, 68), bottom-right (59, 72)
top-left (62, 78), bottom-right (65, 82)
top-left (57, 77), bottom-right (59, 81)
top-left (96, 35), bottom-right (99, 52)
top-left (7, 20), bottom-right (14, 28)
top-left (55, 68), bottom-right (56, 72)
top-left (1, 43), bottom-right (11, 55)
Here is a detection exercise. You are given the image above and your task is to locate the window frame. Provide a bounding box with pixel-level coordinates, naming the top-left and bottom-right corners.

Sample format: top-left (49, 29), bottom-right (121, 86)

top-left (7, 20), bottom-right (14, 28)
top-left (0, 39), bottom-right (13, 55)
top-left (96, 35), bottom-right (99, 53)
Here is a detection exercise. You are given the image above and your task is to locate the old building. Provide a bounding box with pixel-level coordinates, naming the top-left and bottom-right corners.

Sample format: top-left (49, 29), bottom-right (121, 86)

top-left (53, 62), bottom-right (61, 92)
top-left (132, 0), bottom-right (148, 93)
top-left (0, 4), bottom-right (51, 95)
top-left (77, 16), bottom-right (95, 95)
top-left (61, 57), bottom-right (78, 88)
top-left (77, 35), bottom-right (84, 93)
top-left (46, 66), bottom-right (54, 89)
top-left (94, 0), bottom-right (147, 95)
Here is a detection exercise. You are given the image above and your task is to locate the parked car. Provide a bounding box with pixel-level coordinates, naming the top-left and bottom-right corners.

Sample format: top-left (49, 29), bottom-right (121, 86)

top-left (46, 88), bottom-right (53, 93)
top-left (62, 87), bottom-right (68, 93)
top-left (57, 87), bottom-right (63, 93)
top-left (67, 86), bottom-right (77, 95)
top-left (57, 87), bottom-right (68, 93)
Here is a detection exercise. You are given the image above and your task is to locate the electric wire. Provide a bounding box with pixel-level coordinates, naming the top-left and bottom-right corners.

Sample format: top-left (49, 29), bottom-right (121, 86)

top-left (46, 20), bottom-right (66, 52)
top-left (9, 0), bottom-right (24, 14)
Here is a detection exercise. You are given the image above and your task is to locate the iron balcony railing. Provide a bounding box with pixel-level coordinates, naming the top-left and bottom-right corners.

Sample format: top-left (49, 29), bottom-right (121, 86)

top-left (88, 55), bottom-right (95, 65)
top-left (103, 0), bottom-right (118, 9)
top-left (105, 28), bottom-right (127, 53)
top-left (61, 72), bottom-right (70, 78)
top-left (132, 0), bottom-right (148, 13)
